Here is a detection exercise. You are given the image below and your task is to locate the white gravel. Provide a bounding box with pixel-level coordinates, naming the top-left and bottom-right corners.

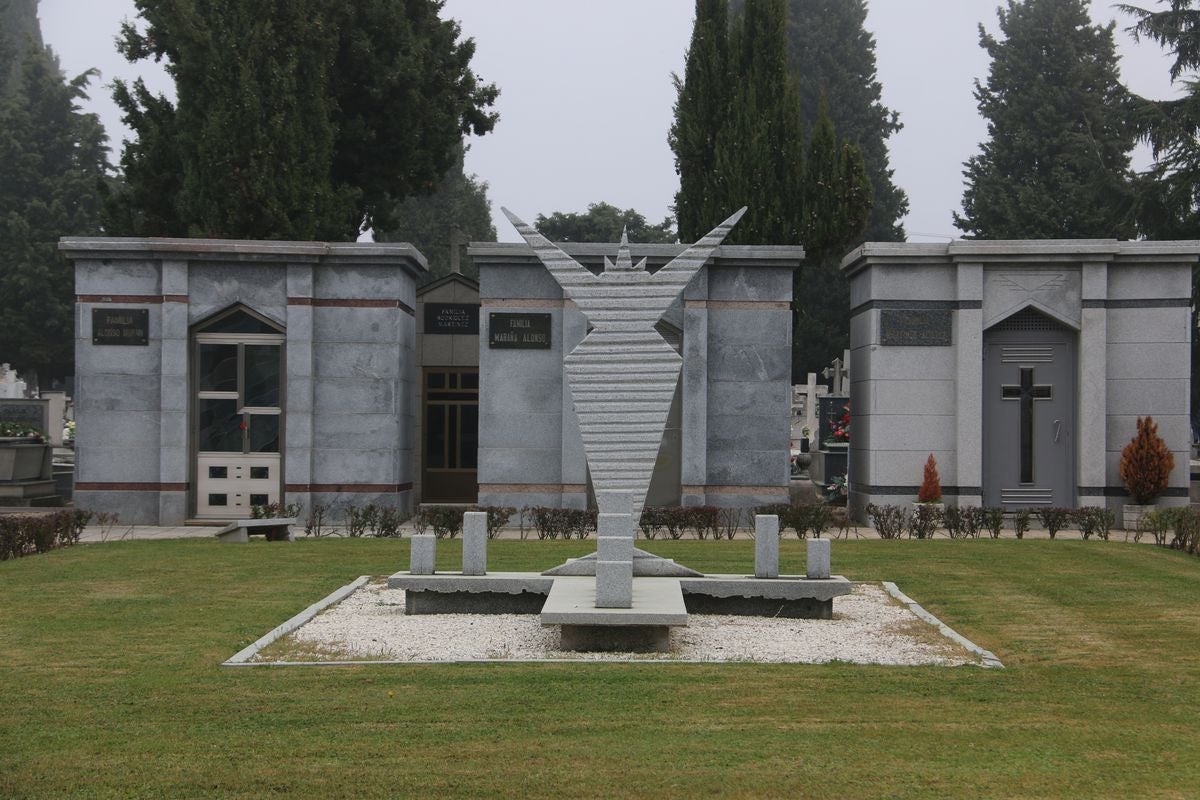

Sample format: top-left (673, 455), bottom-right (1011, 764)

top-left (254, 581), bottom-right (980, 665)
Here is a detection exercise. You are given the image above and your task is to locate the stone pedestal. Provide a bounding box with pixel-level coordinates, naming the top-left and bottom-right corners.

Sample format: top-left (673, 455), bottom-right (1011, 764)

top-left (462, 511), bottom-right (487, 575)
top-left (755, 514), bottom-right (779, 578)
top-left (806, 538), bottom-right (831, 579)
top-left (410, 534), bottom-right (436, 575)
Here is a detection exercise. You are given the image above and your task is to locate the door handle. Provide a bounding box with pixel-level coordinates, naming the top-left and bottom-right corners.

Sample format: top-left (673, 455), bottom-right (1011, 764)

top-left (1053, 419), bottom-right (1061, 443)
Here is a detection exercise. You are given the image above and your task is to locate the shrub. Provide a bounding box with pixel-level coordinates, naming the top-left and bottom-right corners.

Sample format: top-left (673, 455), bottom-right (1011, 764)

top-left (943, 506), bottom-right (982, 539)
top-left (251, 501), bottom-right (302, 520)
top-left (1136, 508), bottom-right (1175, 546)
top-left (1073, 507), bottom-right (1114, 541)
top-left (1171, 508), bottom-right (1200, 554)
top-left (0, 510), bottom-right (80, 560)
top-left (791, 503), bottom-right (832, 539)
top-left (683, 506), bottom-right (720, 540)
top-left (908, 504), bottom-right (941, 539)
top-left (373, 506), bottom-right (406, 537)
top-left (917, 454), bottom-right (942, 504)
top-left (866, 503), bottom-right (907, 540)
top-left (344, 504), bottom-right (377, 537)
top-left (1119, 416), bottom-right (1175, 504)
top-left (483, 506), bottom-right (517, 539)
top-left (1036, 507), bottom-right (1073, 540)
top-left (564, 508), bottom-right (596, 540)
top-left (423, 505), bottom-right (465, 539)
top-left (304, 503), bottom-right (332, 537)
top-left (1012, 509), bottom-right (1031, 539)
top-left (981, 507), bottom-right (1005, 539)
top-left (638, 507), bottom-right (667, 540)
top-left (661, 507), bottom-right (686, 540)
top-left (716, 507), bottom-right (742, 540)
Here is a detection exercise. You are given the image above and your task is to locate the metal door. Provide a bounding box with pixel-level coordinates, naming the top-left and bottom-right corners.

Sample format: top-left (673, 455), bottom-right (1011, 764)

top-left (983, 309), bottom-right (1075, 507)
top-left (421, 368), bottom-right (479, 503)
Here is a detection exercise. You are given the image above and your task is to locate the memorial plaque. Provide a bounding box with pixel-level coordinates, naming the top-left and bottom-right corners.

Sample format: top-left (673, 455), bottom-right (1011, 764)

top-left (424, 302), bottom-right (479, 335)
top-left (880, 309), bottom-right (952, 347)
top-left (489, 313), bottom-right (551, 349)
top-left (92, 308), bottom-right (149, 346)
top-left (0, 398), bottom-right (50, 433)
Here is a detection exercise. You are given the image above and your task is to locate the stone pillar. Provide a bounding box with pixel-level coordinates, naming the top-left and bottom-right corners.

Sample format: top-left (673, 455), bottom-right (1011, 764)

top-left (462, 511), bottom-right (487, 575)
top-left (410, 534), bottom-right (436, 575)
top-left (754, 514), bottom-right (779, 578)
top-left (680, 299), bottom-right (709, 507)
top-left (955, 262), bottom-right (984, 507)
top-left (285, 263), bottom-right (315, 515)
top-left (1079, 261), bottom-right (1108, 508)
top-left (159, 259), bottom-right (189, 524)
top-left (595, 489), bottom-right (633, 608)
top-left (806, 538), bottom-right (831, 579)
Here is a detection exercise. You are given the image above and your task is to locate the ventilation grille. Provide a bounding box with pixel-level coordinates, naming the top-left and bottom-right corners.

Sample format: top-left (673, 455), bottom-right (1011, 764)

top-left (1002, 345), bottom-right (1053, 363)
top-left (991, 307), bottom-right (1068, 332)
top-left (1002, 488), bottom-right (1052, 506)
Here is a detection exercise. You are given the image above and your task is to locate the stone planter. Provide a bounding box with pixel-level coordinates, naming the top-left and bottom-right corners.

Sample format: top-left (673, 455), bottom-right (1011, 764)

top-left (1122, 503), bottom-right (1156, 531)
top-left (0, 440), bottom-right (52, 482)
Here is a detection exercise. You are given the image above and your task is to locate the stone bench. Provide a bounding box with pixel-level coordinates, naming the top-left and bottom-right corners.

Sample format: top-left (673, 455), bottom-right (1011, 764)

top-left (215, 518), bottom-right (296, 543)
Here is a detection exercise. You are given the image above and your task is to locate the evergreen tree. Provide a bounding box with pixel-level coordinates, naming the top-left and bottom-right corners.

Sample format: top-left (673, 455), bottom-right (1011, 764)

top-left (534, 203), bottom-right (676, 244)
top-left (670, 0), bottom-right (872, 379)
top-left (956, 0), bottom-right (1136, 239)
top-left (1119, 1), bottom-right (1200, 429)
top-left (0, 0), bottom-right (41, 94)
top-left (0, 44), bottom-right (110, 385)
top-left (106, 0), bottom-right (498, 241)
top-left (375, 143), bottom-right (497, 284)
top-left (733, 0), bottom-right (907, 242)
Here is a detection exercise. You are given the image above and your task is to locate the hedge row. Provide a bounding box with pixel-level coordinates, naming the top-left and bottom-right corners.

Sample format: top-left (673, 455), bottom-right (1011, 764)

top-left (0, 510), bottom-right (93, 561)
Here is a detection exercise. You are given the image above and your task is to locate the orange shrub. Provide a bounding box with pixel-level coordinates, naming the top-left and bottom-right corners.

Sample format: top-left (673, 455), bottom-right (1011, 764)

top-left (1119, 416), bottom-right (1175, 505)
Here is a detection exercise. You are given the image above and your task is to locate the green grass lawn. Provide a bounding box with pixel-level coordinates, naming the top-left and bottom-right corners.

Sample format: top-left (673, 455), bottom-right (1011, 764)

top-left (1, 537), bottom-right (1198, 799)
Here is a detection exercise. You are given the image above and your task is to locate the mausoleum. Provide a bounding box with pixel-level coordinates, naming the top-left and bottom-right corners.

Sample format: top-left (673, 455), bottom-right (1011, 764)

top-left (471, 236), bottom-right (804, 513)
top-left (842, 240), bottom-right (1195, 521)
top-left (61, 237), bottom-right (426, 524)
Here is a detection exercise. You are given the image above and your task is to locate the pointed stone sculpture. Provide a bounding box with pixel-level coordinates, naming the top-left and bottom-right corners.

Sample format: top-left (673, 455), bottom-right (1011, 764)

top-left (503, 207), bottom-right (747, 607)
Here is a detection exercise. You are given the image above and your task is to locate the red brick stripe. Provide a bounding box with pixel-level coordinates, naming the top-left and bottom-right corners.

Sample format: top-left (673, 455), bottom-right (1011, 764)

top-left (288, 297), bottom-right (415, 316)
top-left (75, 482), bottom-right (188, 491)
top-left (285, 483), bottom-right (413, 493)
top-left (478, 484), bottom-right (588, 493)
top-left (76, 294), bottom-right (164, 304)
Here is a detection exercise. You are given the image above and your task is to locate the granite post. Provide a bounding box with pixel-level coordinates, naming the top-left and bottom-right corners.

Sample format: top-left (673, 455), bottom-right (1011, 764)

top-left (806, 538), bottom-right (831, 579)
top-left (595, 490), bottom-right (634, 608)
top-left (755, 514), bottom-right (779, 579)
top-left (410, 534), bottom-right (436, 575)
top-left (462, 511), bottom-right (487, 576)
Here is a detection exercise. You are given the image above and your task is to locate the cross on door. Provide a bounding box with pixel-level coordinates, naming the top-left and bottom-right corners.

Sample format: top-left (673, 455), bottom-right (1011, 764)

top-left (1001, 367), bottom-right (1052, 483)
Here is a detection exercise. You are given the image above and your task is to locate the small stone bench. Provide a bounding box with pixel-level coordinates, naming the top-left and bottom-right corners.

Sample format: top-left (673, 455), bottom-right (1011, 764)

top-left (540, 576), bottom-right (689, 652)
top-left (215, 518), bottom-right (296, 543)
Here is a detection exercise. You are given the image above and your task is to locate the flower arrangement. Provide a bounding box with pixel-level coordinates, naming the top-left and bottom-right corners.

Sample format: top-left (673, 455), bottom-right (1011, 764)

top-left (917, 454), bottom-right (942, 504)
top-left (0, 422), bottom-right (44, 440)
top-left (826, 404), bottom-right (850, 445)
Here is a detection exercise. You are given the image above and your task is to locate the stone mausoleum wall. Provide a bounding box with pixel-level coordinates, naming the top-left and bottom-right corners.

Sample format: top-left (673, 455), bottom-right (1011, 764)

top-left (61, 238), bottom-right (426, 525)
top-left (842, 240), bottom-right (1195, 522)
top-left (472, 242), bottom-right (803, 513)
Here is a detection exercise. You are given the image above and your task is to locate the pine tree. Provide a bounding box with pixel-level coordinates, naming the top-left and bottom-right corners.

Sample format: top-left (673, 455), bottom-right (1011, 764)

top-left (0, 44), bottom-right (110, 385)
top-left (956, 0), bottom-right (1136, 239)
top-left (0, 0), bottom-right (41, 94)
top-left (375, 143), bottom-right (497, 283)
top-left (106, 0), bottom-right (498, 241)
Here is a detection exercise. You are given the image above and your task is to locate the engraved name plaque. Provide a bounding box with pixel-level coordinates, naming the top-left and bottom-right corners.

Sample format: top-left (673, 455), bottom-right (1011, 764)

top-left (92, 308), bottom-right (149, 346)
top-left (488, 313), bottom-right (551, 349)
top-left (879, 309), bottom-right (952, 347)
top-left (424, 302), bottom-right (479, 335)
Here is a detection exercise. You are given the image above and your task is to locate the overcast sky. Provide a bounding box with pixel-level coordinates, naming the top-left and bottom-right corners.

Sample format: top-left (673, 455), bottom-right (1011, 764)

top-left (38, 0), bottom-right (1182, 244)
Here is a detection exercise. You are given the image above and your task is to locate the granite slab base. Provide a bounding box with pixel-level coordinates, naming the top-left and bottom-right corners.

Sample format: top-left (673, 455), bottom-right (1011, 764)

top-left (541, 576), bottom-right (689, 653)
top-left (541, 548), bottom-right (703, 578)
top-left (679, 574), bottom-right (852, 620)
top-left (388, 573), bottom-right (555, 615)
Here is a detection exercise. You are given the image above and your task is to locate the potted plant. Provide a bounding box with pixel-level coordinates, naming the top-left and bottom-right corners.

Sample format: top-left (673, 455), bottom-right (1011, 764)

top-left (0, 422), bottom-right (50, 482)
top-left (916, 453), bottom-right (942, 508)
top-left (1119, 416), bottom-right (1175, 530)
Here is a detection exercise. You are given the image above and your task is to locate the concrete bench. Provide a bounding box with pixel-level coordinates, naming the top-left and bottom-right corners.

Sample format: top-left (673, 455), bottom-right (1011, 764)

top-left (215, 518), bottom-right (296, 543)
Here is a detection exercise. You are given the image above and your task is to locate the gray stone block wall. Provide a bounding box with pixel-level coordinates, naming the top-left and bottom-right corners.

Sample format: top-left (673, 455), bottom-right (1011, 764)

top-left (63, 238), bottom-right (426, 525)
top-left (842, 241), bottom-right (1197, 523)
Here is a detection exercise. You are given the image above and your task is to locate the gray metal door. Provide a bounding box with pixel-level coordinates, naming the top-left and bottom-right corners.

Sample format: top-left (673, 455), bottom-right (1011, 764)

top-left (983, 309), bottom-right (1075, 507)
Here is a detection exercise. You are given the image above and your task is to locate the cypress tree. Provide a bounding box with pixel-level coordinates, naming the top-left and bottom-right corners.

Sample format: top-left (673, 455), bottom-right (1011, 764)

top-left (956, 0), bottom-right (1136, 239)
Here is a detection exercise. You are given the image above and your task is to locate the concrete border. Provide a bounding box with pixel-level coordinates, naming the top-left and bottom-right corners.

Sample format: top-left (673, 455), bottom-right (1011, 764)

top-left (222, 575), bottom-right (370, 666)
top-left (881, 581), bottom-right (1004, 669)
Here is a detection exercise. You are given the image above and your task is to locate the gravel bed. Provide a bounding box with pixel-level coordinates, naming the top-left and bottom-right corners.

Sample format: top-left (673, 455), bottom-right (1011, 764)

top-left (253, 581), bottom-right (979, 665)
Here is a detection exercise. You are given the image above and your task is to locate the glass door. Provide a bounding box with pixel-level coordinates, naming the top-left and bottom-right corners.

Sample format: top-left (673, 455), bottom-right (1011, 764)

top-left (422, 368), bottom-right (478, 503)
top-left (192, 308), bottom-right (285, 519)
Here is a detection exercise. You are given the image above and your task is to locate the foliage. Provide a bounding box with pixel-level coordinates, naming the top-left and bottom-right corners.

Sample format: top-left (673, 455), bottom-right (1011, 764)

top-left (917, 454), bottom-right (942, 504)
top-left (907, 504), bottom-right (941, 540)
top-left (955, 0), bottom-right (1136, 239)
top-left (982, 507), bottom-right (1006, 539)
top-left (1136, 507), bottom-right (1177, 546)
top-left (0, 421), bottom-right (43, 439)
top-left (1119, 416), bottom-right (1176, 504)
top-left (942, 506), bottom-right (982, 539)
top-left (344, 504), bottom-right (377, 538)
top-left (1073, 506), bottom-right (1115, 541)
top-left (822, 474), bottom-right (848, 504)
top-left (1036, 507), bottom-right (1074, 540)
top-left (250, 502), bottom-right (303, 520)
top-left (529, 507), bottom-right (596, 540)
top-left (865, 503), bottom-right (907, 539)
top-left (106, 0), bottom-right (498, 241)
top-left (375, 143), bottom-right (497, 283)
top-left (671, 0), bottom-right (872, 380)
top-left (717, 507), bottom-right (744, 540)
top-left (304, 503), bottom-right (332, 538)
top-left (788, 503), bottom-right (832, 539)
top-left (682, 506), bottom-right (721, 540)
top-left (0, 41), bottom-right (110, 384)
top-left (0, 509), bottom-right (80, 560)
top-left (371, 506), bottom-right (406, 538)
top-left (1012, 508), bottom-right (1032, 539)
top-left (534, 202), bottom-right (675, 244)
top-left (483, 506), bottom-right (517, 539)
top-left (1168, 506), bottom-right (1200, 553)
top-left (421, 505), bottom-right (466, 539)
